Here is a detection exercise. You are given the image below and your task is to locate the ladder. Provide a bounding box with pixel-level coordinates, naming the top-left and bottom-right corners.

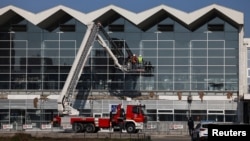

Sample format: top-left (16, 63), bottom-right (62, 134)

top-left (58, 23), bottom-right (99, 115)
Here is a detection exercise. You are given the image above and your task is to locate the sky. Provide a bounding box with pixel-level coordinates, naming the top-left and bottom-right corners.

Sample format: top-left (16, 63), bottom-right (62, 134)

top-left (0, 0), bottom-right (249, 37)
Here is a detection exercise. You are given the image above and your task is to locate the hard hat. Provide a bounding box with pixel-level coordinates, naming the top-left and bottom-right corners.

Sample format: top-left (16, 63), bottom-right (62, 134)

top-left (133, 54), bottom-right (135, 56)
top-left (139, 55), bottom-right (141, 56)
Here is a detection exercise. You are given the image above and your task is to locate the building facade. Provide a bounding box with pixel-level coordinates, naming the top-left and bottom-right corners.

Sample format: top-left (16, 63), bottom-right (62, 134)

top-left (0, 4), bottom-right (248, 129)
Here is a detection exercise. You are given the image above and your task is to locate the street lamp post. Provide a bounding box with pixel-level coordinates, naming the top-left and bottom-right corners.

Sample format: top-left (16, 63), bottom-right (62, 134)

top-left (8, 31), bottom-right (15, 89)
top-left (57, 31), bottom-right (63, 89)
top-left (154, 31), bottom-right (161, 90)
top-left (155, 31), bottom-right (162, 43)
top-left (8, 31), bottom-right (15, 127)
top-left (204, 30), bottom-right (212, 49)
top-left (204, 31), bottom-right (212, 89)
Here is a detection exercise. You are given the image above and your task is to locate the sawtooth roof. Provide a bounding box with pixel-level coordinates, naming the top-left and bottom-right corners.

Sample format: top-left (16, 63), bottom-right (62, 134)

top-left (0, 4), bottom-right (243, 31)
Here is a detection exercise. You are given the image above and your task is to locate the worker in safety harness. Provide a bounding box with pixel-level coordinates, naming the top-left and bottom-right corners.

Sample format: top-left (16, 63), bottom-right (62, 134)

top-left (137, 54), bottom-right (143, 68)
top-left (131, 54), bottom-right (138, 69)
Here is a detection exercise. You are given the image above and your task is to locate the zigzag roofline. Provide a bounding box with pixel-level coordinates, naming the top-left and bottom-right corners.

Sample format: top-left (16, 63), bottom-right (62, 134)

top-left (0, 4), bottom-right (243, 30)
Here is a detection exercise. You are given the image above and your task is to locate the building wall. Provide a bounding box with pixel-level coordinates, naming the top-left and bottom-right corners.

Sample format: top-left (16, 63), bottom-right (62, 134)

top-left (0, 4), bottom-right (244, 126)
top-left (0, 18), bottom-right (239, 92)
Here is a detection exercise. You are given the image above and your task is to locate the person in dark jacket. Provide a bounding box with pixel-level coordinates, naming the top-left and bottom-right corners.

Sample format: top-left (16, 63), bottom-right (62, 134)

top-left (131, 54), bottom-right (138, 69)
top-left (187, 117), bottom-right (194, 136)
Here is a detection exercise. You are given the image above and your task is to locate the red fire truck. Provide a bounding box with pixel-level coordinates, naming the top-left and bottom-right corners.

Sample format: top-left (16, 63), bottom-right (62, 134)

top-left (53, 103), bottom-right (147, 133)
top-left (53, 22), bottom-right (147, 133)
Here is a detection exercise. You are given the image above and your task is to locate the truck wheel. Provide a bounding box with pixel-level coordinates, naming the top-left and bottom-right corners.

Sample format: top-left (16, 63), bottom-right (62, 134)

top-left (126, 123), bottom-right (135, 133)
top-left (73, 123), bottom-right (83, 133)
top-left (85, 123), bottom-right (95, 133)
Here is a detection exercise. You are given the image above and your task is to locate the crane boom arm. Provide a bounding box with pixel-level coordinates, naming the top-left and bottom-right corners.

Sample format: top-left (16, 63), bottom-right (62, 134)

top-left (57, 23), bottom-right (127, 116)
top-left (96, 34), bottom-right (127, 72)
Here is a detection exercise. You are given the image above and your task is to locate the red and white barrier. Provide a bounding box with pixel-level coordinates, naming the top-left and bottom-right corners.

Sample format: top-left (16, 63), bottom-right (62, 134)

top-left (2, 124), bottom-right (13, 130)
top-left (41, 124), bottom-right (51, 129)
top-left (169, 124), bottom-right (184, 130)
top-left (23, 124), bottom-right (33, 129)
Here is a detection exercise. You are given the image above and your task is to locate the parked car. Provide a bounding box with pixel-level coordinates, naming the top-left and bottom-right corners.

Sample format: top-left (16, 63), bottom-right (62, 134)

top-left (192, 121), bottom-right (216, 141)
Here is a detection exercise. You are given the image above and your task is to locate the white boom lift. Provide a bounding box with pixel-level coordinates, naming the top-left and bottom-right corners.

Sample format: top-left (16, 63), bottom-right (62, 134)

top-left (57, 22), bottom-right (128, 116)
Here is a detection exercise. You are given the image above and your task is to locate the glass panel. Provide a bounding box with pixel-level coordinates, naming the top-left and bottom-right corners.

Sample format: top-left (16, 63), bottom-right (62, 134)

top-left (226, 41), bottom-right (238, 48)
top-left (208, 66), bottom-right (224, 73)
top-left (225, 32), bottom-right (238, 40)
top-left (0, 82), bottom-right (9, 89)
top-left (191, 41), bottom-right (206, 49)
top-left (191, 74), bottom-right (207, 82)
top-left (142, 41), bottom-right (156, 49)
top-left (158, 82), bottom-right (173, 90)
top-left (175, 33), bottom-right (190, 40)
top-left (27, 66), bottom-right (41, 73)
top-left (0, 48), bottom-right (10, 57)
top-left (158, 114), bottom-right (173, 121)
top-left (27, 73), bottom-right (40, 81)
top-left (158, 66), bottom-right (173, 73)
top-left (13, 58), bottom-right (22, 65)
top-left (191, 82), bottom-right (206, 90)
top-left (208, 49), bottom-right (223, 56)
top-left (158, 58), bottom-right (173, 65)
top-left (192, 58), bottom-right (206, 65)
top-left (142, 50), bottom-right (157, 57)
top-left (0, 74), bottom-right (10, 81)
top-left (158, 50), bottom-right (173, 57)
top-left (175, 66), bottom-right (190, 73)
top-left (13, 49), bottom-right (26, 56)
top-left (60, 58), bottom-right (74, 66)
top-left (175, 58), bottom-right (189, 65)
top-left (174, 115), bottom-right (187, 121)
top-left (208, 58), bottom-right (223, 65)
top-left (28, 49), bottom-right (41, 56)
top-left (192, 49), bottom-right (207, 57)
top-left (175, 41), bottom-right (190, 48)
top-left (44, 41), bottom-right (59, 49)
top-left (207, 115), bottom-right (224, 122)
top-left (225, 58), bottom-right (237, 65)
top-left (225, 49), bottom-right (237, 56)
top-left (44, 49), bottom-right (59, 57)
top-left (225, 66), bottom-right (237, 73)
top-left (27, 82), bottom-right (41, 89)
top-left (60, 49), bottom-right (75, 57)
top-left (45, 66), bottom-right (59, 73)
top-left (209, 41), bottom-right (224, 49)
top-left (13, 41), bottom-right (27, 49)
top-left (44, 74), bottom-right (59, 81)
top-left (175, 49), bottom-right (189, 57)
top-left (158, 41), bottom-right (174, 49)
top-left (60, 41), bottom-right (75, 49)
top-left (0, 66), bottom-right (10, 72)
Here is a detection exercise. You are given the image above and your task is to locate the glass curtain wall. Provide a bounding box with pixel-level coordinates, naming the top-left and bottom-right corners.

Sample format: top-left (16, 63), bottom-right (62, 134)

top-left (0, 17), bottom-right (239, 92)
top-left (0, 18), bottom-right (86, 90)
top-left (82, 17), bottom-right (239, 92)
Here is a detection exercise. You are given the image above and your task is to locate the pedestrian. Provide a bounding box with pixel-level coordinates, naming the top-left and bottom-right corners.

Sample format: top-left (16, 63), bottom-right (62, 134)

top-left (187, 117), bottom-right (194, 136)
